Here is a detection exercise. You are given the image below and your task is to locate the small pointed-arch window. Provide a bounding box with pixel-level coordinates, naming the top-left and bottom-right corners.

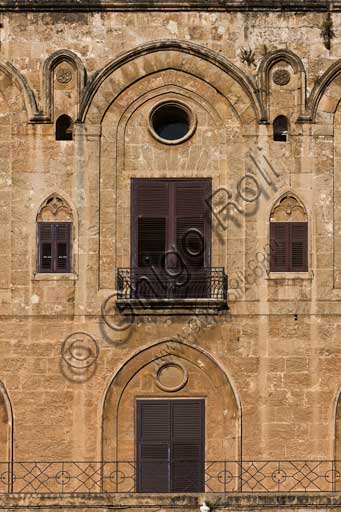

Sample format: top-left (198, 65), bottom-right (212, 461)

top-left (273, 115), bottom-right (288, 142)
top-left (36, 196), bottom-right (73, 273)
top-left (270, 195), bottom-right (308, 272)
top-left (56, 114), bottom-right (73, 141)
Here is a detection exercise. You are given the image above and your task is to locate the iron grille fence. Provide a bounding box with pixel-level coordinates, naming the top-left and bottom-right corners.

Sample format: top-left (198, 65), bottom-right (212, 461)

top-left (0, 461), bottom-right (341, 494)
top-left (116, 268), bottom-right (228, 301)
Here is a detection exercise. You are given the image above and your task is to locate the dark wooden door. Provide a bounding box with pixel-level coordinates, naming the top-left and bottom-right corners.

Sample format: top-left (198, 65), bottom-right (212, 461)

top-left (136, 399), bottom-right (205, 492)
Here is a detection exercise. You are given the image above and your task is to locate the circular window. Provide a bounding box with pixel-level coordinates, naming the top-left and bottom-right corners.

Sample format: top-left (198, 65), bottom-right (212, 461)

top-left (149, 102), bottom-right (196, 144)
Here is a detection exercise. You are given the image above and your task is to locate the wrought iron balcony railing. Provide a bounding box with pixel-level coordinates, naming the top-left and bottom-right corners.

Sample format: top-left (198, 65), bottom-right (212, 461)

top-left (116, 267), bottom-right (228, 304)
top-left (0, 461), bottom-right (340, 494)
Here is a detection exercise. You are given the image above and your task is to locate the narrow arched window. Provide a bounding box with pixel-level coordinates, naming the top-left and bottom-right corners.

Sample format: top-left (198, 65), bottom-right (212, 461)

top-left (273, 115), bottom-right (288, 142)
top-left (36, 195), bottom-right (73, 273)
top-left (56, 114), bottom-right (73, 141)
top-left (270, 194), bottom-right (308, 272)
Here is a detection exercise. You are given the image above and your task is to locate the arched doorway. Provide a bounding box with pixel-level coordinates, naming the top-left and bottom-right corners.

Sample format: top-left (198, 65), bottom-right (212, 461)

top-left (102, 339), bottom-right (241, 492)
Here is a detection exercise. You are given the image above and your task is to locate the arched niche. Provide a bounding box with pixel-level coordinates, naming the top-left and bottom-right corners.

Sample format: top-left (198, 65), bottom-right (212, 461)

top-left (42, 49), bottom-right (87, 122)
top-left (102, 339), bottom-right (241, 469)
top-left (258, 49), bottom-right (306, 123)
top-left (0, 381), bottom-right (13, 466)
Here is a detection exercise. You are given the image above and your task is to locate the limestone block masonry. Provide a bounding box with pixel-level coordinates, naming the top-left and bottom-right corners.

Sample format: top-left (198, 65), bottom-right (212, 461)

top-left (0, 0), bottom-right (340, 510)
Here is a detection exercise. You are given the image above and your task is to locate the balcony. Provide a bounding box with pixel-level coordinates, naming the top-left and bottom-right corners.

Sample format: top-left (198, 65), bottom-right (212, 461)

top-left (0, 460), bottom-right (340, 494)
top-left (116, 267), bottom-right (228, 313)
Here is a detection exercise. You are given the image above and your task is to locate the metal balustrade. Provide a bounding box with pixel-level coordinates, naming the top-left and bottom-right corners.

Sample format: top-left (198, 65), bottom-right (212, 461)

top-left (0, 461), bottom-right (340, 494)
top-left (116, 267), bottom-right (228, 302)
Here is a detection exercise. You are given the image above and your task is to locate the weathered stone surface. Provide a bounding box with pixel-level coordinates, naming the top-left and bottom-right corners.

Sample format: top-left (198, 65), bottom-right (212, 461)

top-left (0, 1), bottom-right (339, 509)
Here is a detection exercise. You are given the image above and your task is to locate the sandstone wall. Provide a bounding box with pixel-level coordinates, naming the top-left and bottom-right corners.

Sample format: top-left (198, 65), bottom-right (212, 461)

top-left (0, 5), bottom-right (339, 484)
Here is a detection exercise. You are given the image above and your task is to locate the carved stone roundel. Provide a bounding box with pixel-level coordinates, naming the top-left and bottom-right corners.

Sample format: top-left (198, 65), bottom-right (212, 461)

top-left (56, 67), bottom-right (73, 84)
top-left (155, 362), bottom-right (188, 392)
top-left (272, 69), bottom-right (291, 86)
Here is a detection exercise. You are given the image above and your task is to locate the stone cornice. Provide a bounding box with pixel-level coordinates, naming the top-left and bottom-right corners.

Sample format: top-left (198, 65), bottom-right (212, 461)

top-left (0, 0), bottom-right (339, 12)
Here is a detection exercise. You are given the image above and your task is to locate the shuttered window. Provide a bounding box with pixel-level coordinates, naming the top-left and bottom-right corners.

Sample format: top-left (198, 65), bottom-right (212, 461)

top-left (37, 222), bottom-right (72, 273)
top-left (131, 179), bottom-right (211, 298)
top-left (270, 222), bottom-right (308, 272)
top-left (137, 399), bottom-right (205, 493)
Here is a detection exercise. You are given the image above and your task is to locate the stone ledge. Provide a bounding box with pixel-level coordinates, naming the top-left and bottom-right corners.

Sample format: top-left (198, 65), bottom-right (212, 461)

top-left (0, 0), bottom-right (336, 11)
top-left (32, 273), bottom-right (78, 282)
top-left (0, 493), bottom-right (341, 509)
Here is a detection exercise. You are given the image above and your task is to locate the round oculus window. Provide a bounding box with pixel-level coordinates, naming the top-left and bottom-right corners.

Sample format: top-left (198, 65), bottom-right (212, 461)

top-left (149, 102), bottom-right (195, 144)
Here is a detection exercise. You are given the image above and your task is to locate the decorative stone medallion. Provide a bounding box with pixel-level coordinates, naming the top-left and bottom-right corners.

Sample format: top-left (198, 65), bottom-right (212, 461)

top-left (155, 362), bottom-right (188, 392)
top-left (56, 67), bottom-right (73, 84)
top-left (272, 69), bottom-right (291, 86)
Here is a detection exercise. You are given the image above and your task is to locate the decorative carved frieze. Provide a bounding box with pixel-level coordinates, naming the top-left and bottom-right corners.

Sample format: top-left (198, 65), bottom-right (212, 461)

top-left (37, 195), bottom-right (73, 222)
top-left (270, 194), bottom-right (307, 222)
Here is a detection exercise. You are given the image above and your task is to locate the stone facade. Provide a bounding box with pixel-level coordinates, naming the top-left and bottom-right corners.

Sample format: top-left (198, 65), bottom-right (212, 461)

top-left (0, 0), bottom-right (340, 509)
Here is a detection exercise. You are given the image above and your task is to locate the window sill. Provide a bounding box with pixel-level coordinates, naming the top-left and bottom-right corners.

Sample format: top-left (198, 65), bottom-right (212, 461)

top-left (32, 273), bottom-right (78, 281)
top-left (266, 272), bottom-right (313, 280)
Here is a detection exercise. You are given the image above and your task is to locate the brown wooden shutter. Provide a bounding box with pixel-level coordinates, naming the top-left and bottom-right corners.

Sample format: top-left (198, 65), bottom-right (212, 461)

top-left (173, 180), bottom-right (211, 298)
top-left (137, 399), bottom-right (204, 493)
top-left (137, 400), bottom-right (170, 492)
top-left (131, 179), bottom-right (211, 298)
top-left (290, 222), bottom-right (308, 272)
top-left (175, 180), bottom-right (211, 270)
top-left (270, 222), bottom-right (290, 272)
top-left (38, 223), bottom-right (53, 272)
top-left (132, 180), bottom-right (169, 269)
top-left (172, 400), bottom-right (205, 492)
top-left (37, 222), bottom-right (72, 273)
top-left (270, 222), bottom-right (308, 272)
top-left (55, 223), bottom-right (71, 273)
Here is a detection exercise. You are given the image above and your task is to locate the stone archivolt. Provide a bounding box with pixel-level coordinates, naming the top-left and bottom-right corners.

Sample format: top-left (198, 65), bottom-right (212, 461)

top-left (1, 40), bottom-right (341, 125)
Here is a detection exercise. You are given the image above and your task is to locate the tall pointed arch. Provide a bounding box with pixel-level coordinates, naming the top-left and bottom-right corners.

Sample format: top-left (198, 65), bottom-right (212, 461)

top-left (0, 61), bottom-right (39, 121)
top-left (258, 49), bottom-right (306, 122)
top-left (41, 49), bottom-right (87, 121)
top-left (0, 381), bottom-right (13, 466)
top-left (102, 338), bottom-right (241, 468)
top-left (79, 39), bottom-right (263, 124)
top-left (335, 387), bottom-right (341, 461)
top-left (307, 60), bottom-right (341, 122)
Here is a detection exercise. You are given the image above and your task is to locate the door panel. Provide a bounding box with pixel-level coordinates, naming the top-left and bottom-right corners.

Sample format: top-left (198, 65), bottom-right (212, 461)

top-left (137, 399), bottom-right (204, 492)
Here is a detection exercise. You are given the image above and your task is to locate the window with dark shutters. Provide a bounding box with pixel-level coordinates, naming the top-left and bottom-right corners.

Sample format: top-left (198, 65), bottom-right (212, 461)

top-left (137, 399), bottom-right (205, 493)
top-left (131, 179), bottom-right (211, 299)
top-left (37, 222), bottom-right (72, 273)
top-left (270, 222), bottom-right (308, 272)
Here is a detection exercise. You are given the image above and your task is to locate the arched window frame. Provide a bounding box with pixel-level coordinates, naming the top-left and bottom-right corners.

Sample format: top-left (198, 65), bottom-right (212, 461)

top-left (269, 194), bottom-right (308, 273)
top-left (36, 195), bottom-right (74, 274)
